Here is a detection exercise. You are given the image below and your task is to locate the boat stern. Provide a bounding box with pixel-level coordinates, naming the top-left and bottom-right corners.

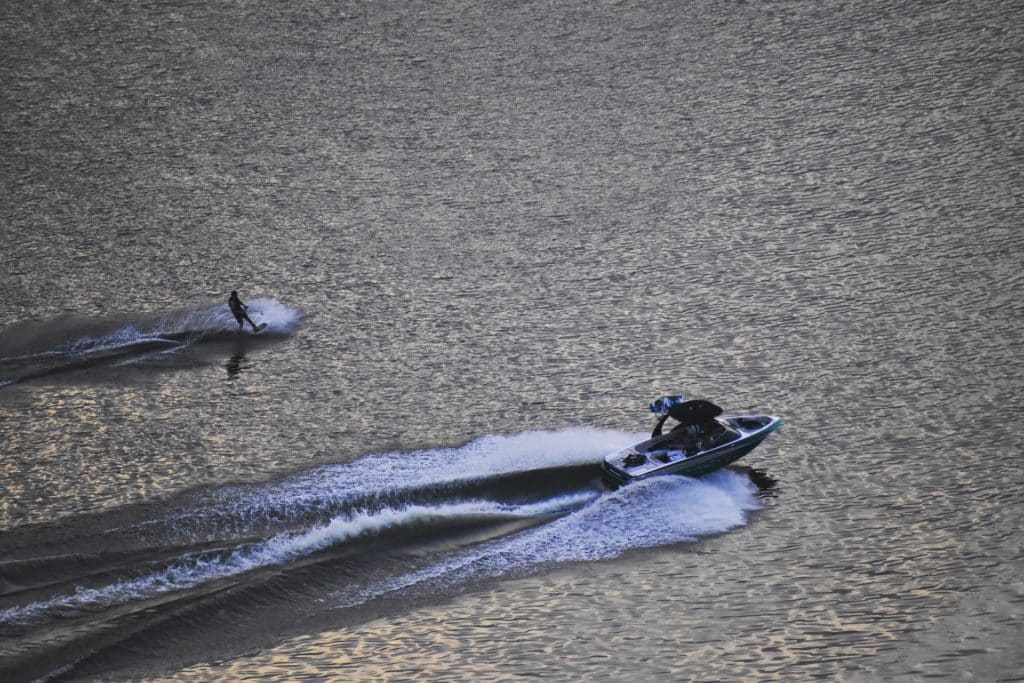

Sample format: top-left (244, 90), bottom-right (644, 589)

top-left (601, 458), bottom-right (633, 487)
top-left (601, 446), bottom-right (647, 486)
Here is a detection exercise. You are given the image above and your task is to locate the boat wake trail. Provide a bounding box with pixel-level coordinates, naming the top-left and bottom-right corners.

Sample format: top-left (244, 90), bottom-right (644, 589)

top-left (336, 468), bottom-right (761, 608)
top-left (0, 299), bottom-right (300, 386)
top-left (0, 428), bottom-right (767, 679)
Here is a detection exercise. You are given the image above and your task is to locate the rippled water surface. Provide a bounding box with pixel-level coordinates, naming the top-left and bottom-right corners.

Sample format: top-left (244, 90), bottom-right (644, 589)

top-left (1, 0), bottom-right (1022, 680)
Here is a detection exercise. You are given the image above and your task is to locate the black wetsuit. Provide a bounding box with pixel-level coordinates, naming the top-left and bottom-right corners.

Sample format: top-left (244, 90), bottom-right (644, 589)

top-left (228, 293), bottom-right (258, 332)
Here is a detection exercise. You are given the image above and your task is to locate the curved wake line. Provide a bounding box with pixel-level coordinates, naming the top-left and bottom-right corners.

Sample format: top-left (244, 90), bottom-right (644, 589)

top-left (0, 299), bottom-right (300, 384)
top-left (0, 493), bottom-right (594, 627)
top-left (0, 429), bottom-right (768, 630)
top-left (138, 298), bottom-right (300, 339)
top-left (136, 427), bottom-right (642, 540)
top-left (336, 469), bottom-right (763, 608)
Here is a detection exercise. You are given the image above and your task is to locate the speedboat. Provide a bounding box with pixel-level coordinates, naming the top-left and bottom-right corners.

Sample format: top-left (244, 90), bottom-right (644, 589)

top-left (602, 395), bottom-right (782, 486)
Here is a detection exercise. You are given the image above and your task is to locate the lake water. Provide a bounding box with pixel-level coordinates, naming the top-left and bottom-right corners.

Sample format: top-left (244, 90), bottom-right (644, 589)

top-left (1, 0), bottom-right (1022, 679)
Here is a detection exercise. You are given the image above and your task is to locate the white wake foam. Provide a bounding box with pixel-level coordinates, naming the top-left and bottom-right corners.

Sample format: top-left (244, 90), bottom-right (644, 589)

top-left (147, 298), bottom-right (301, 338)
top-left (336, 469), bottom-right (762, 607)
top-left (0, 430), bottom-right (765, 626)
top-left (0, 299), bottom-right (301, 372)
top-left (0, 492), bottom-right (594, 626)
top-left (166, 427), bottom-right (644, 533)
top-left (244, 298), bottom-right (301, 333)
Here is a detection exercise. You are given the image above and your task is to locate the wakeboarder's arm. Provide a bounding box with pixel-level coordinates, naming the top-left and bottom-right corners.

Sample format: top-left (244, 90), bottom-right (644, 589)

top-left (651, 413), bottom-right (670, 437)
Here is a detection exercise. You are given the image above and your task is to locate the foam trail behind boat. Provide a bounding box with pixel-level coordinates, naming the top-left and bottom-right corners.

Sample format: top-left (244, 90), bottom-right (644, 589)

top-left (0, 492), bottom-right (596, 627)
top-left (336, 468), bottom-right (762, 607)
top-left (0, 427), bottom-right (769, 683)
top-left (130, 428), bottom-right (640, 541)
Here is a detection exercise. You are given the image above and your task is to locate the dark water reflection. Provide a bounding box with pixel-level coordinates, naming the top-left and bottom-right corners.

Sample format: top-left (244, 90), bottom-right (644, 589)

top-left (224, 349), bottom-right (249, 380)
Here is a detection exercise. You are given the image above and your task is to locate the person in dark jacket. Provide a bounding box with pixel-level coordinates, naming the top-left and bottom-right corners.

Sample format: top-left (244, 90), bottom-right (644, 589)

top-left (228, 291), bottom-right (260, 332)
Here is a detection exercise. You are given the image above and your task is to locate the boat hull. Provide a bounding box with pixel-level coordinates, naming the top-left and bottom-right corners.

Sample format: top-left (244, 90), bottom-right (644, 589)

top-left (601, 415), bottom-right (781, 486)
